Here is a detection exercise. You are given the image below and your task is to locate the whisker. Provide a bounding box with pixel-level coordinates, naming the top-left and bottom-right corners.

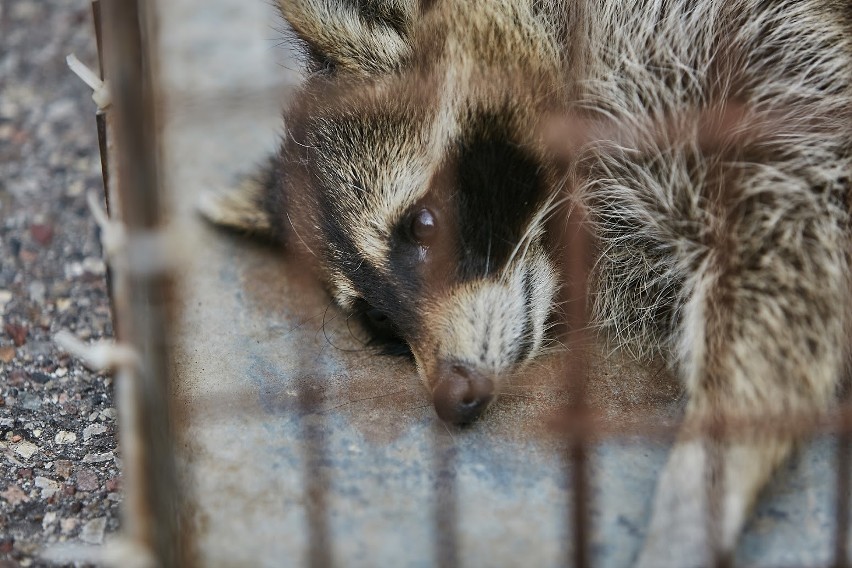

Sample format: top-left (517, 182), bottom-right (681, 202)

top-left (320, 387), bottom-right (421, 413)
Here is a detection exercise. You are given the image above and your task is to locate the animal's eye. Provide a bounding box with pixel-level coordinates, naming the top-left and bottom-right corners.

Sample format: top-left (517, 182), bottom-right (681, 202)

top-left (410, 208), bottom-right (437, 245)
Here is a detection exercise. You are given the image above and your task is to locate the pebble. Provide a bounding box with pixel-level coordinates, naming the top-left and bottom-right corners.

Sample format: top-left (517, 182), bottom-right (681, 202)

top-left (60, 518), bottom-right (79, 534)
top-left (34, 476), bottom-right (60, 499)
top-left (30, 372), bottom-right (51, 384)
top-left (54, 431), bottom-right (77, 444)
top-left (82, 451), bottom-right (113, 464)
top-left (41, 511), bottom-right (57, 530)
top-left (54, 460), bottom-right (73, 479)
top-left (20, 392), bottom-right (41, 411)
top-left (79, 517), bottom-right (106, 544)
top-left (75, 468), bottom-right (98, 492)
top-left (0, 289), bottom-right (11, 312)
top-left (25, 341), bottom-right (52, 358)
top-left (28, 280), bottom-right (46, 304)
top-left (0, 345), bottom-right (14, 362)
top-left (14, 440), bottom-right (38, 459)
top-left (82, 423), bottom-right (106, 441)
top-left (0, 484), bottom-right (29, 505)
top-left (5, 322), bottom-right (28, 346)
top-left (30, 223), bottom-right (54, 246)
top-left (9, 369), bottom-right (28, 385)
top-left (82, 256), bottom-right (105, 275)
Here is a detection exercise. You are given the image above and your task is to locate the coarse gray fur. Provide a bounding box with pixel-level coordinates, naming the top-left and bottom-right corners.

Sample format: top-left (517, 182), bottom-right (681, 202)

top-left (201, 0), bottom-right (852, 565)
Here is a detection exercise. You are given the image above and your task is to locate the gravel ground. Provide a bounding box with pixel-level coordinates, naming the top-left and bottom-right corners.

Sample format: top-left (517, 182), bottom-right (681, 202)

top-left (1, 1), bottom-right (120, 566)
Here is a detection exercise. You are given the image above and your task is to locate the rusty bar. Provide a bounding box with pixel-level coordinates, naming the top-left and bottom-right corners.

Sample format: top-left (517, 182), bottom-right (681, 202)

top-left (100, 1), bottom-right (179, 565)
top-left (433, 425), bottom-right (459, 568)
top-left (299, 388), bottom-right (334, 568)
top-left (834, 402), bottom-right (851, 568)
top-left (707, 421), bottom-right (733, 568)
top-left (563, 201), bottom-right (592, 568)
top-left (92, 0), bottom-right (104, 80)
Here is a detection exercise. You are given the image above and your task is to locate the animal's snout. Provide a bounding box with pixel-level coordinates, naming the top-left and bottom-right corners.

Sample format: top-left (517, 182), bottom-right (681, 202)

top-left (432, 362), bottom-right (495, 424)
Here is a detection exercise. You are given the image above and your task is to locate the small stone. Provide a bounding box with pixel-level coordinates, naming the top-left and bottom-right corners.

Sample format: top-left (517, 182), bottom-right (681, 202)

top-left (1, 485), bottom-right (28, 505)
top-left (28, 281), bottom-right (46, 304)
top-left (30, 372), bottom-right (50, 384)
top-left (14, 440), bottom-right (38, 459)
top-left (67, 180), bottom-right (84, 197)
top-left (100, 408), bottom-right (117, 420)
top-left (105, 477), bottom-right (120, 493)
top-left (25, 340), bottom-right (51, 358)
top-left (75, 469), bottom-right (98, 492)
top-left (62, 483), bottom-right (75, 496)
top-left (29, 224), bottom-right (54, 246)
top-left (42, 511), bottom-right (57, 530)
top-left (0, 290), bottom-right (11, 311)
top-left (79, 517), bottom-right (106, 544)
top-left (56, 298), bottom-right (72, 312)
top-left (0, 346), bottom-right (14, 363)
top-left (60, 518), bottom-right (79, 534)
top-left (20, 392), bottom-right (41, 411)
top-left (18, 468), bottom-right (32, 479)
top-left (34, 477), bottom-right (60, 499)
top-left (82, 257), bottom-right (105, 275)
top-left (82, 451), bottom-right (113, 464)
top-left (54, 431), bottom-right (77, 444)
top-left (9, 370), bottom-right (27, 386)
top-left (82, 423), bottom-right (106, 441)
top-left (5, 323), bottom-right (27, 346)
top-left (54, 460), bottom-right (73, 479)
top-left (11, 434), bottom-right (21, 443)
top-left (64, 262), bottom-right (83, 279)
top-left (0, 538), bottom-right (13, 554)
top-left (55, 367), bottom-right (67, 378)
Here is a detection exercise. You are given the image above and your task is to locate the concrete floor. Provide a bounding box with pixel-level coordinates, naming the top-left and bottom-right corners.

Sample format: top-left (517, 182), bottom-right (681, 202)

top-left (156, 1), bottom-right (846, 566)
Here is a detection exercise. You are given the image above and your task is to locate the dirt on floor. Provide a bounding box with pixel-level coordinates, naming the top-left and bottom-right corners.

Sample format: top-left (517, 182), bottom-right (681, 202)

top-left (1, 1), bottom-right (120, 566)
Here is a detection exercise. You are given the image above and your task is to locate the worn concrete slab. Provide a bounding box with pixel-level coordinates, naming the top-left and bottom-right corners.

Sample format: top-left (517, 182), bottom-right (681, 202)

top-left (155, 1), bottom-right (847, 566)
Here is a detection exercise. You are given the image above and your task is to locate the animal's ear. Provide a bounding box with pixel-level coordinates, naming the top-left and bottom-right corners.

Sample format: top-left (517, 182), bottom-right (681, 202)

top-left (198, 157), bottom-right (278, 238)
top-left (279, 0), bottom-right (420, 75)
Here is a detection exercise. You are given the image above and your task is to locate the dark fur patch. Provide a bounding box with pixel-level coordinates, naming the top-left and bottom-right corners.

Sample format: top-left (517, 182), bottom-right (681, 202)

top-left (451, 110), bottom-right (548, 280)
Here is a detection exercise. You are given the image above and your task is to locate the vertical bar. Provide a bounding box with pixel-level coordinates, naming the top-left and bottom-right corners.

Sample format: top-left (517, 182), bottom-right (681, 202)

top-left (835, 404), bottom-right (851, 568)
top-left (299, 388), bottom-right (334, 568)
top-left (705, 419), bottom-right (732, 568)
top-left (433, 426), bottom-right (459, 568)
top-left (91, 0), bottom-right (105, 80)
top-left (563, 201), bottom-right (592, 568)
top-left (100, 2), bottom-right (179, 565)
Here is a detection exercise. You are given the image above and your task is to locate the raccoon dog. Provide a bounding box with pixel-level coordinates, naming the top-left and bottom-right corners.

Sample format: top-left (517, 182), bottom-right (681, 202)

top-left (202, 0), bottom-right (852, 564)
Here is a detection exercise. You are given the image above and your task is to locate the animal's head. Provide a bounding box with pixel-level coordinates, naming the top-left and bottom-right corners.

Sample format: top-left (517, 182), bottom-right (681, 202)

top-left (203, 0), bottom-right (572, 424)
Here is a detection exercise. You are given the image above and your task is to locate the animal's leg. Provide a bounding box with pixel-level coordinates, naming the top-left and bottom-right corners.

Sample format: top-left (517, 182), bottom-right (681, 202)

top-left (636, 205), bottom-right (850, 567)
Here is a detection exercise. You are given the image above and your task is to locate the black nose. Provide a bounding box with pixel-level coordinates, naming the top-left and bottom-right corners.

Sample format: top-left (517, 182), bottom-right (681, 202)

top-left (432, 363), bottom-right (495, 425)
